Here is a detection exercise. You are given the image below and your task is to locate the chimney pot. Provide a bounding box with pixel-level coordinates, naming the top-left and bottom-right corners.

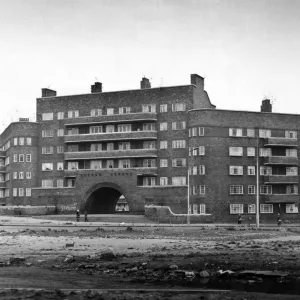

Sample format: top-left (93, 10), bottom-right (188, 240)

top-left (261, 99), bottom-right (272, 112)
top-left (140, 77), bottom-right (151, 89)
top-left (41, 88), bottom-right (57, 98)
top-left (91, 82), bottom-right (102, 93)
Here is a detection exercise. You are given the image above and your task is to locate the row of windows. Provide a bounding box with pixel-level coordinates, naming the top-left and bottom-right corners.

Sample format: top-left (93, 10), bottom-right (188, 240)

top-left (42, 146), bottom-right (64, 154)
top-left (0, 173), bottom-right (10, 181)
top-left (189, 204), bottom-right (206, 215)
top-left (230, 203), bottom-right (299, 214)
top-left (229, 128), bottom-right (297, 139)
top-left (143, 177), bottom-right (188, 186)
top-left (12, 188), bottom-right (32, 197)
top-left (189, 127), bottom-right (205, 137)
top-left (13, 154), bottom-right (31, 163)
top-left (229, 147), bottom-right (297, 157)
top-left (230, 184), bottom-right (298, 195)
top-left (13, 172), bottom-right (31, 179)
top-left (41, 103), bottom-right (187, 121)
top-left (229, 166), bottom-right (298, 176)
top-left (189, 146), bottom-right (205, 156)
top-left (13, 137), bottom-right (32, 146)
top-left (42, 179), bottom-right (66, 188)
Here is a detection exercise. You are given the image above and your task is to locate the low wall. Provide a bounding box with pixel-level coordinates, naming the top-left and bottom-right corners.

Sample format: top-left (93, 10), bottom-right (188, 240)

top-left (145, 205), bottom-right (213, 224)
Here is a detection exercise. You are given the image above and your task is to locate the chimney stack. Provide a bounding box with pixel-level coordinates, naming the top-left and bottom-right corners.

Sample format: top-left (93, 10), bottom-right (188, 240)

top-left (261, 99), bottom-right (272, 113)
top-left (91, 82), bottom-right (102, 93)
top-left (140, 77), bottom-right (151, 89)
top-left (41, 88), bottom-right (57, 98)
top-left (191, 74), bottom-right (204, 89)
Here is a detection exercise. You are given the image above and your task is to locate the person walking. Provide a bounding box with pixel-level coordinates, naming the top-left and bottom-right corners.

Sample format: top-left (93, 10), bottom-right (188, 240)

top-left (277, 213), bottom-right (282, 227)
top-left (84, 211), bottom-right (88, 222)
top-left (238, 214), bottom-right (242, 225)
top-left (76, 210), bottom-right (80, 222)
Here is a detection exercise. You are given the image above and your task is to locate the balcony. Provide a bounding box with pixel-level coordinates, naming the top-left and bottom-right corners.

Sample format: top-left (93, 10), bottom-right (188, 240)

top-left (0, 151), bottom-right (6, 158)
top-left (64, 112), bottom-right (157, 126)
top-left (264, 156), bottom-right (298, 165)
top-left (64, 131), bottom-right (157, 143)
top-left (264, 175), bottom-right (299, 184)
top-left (263, 194), bottom-right (299, 204)
top-left (64, 148), bottom-right (157, 160)
top-left (264, 137), bottom-right (298, 147)
top-left (0, 181), bottom-right (5, 188)
top-left (0, 166), bottom-right (5, 173)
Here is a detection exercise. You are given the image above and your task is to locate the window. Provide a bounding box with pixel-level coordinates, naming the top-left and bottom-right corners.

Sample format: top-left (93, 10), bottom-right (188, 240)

top-left (192, 186), bottom-right (198, 195)
top-left (13, 188), bottom-right (17, 197)
top-left (260, 166), bottom-right (272, 175)
top-left (197, 127), bottom-right (204, 136)
top-left (106, 125), bottom-right (115, 133)
top-left (143, 159), bottom-right (155, 168)
top-left (67, 128), bottom-right (79, 136)
top-left (119, 107), bottom-right (131, 114)
top-left (19, 137), bottom-right (24, 145)
top-left (68, 162), bottom-right (78, 170)
top-left (260, 204), bottom-right (273, 213)
top-left (91, 160), bottom-right (102, 170)
top-left (248, 185), bottom-right (256, 195)
top-left (160, 104), bottom-right (167, 112)
top-left (107, 143), bottom-right (114, 151)
top-left (199, 204), bottom-right (206, 214)
top-left (13, 154), bottom-right (18, 162)
top-left (286, 167), bottom-right (298, 175)
top-left (230, 204), bottom-right (243, 214)
top-left (42, 179), bottom-right (54, 188)
top-left (199, 185), bottom-right (206, 194)
top-left (143, 177), bottom-right (156, 186)
top-left (4, 189), bottom-right (9, 197)
top-left (143, 123), bottom-right (155, 131)
top-left (248, 166), bottom-right (255, 175)
top-left (286, 149), bottom-right (297, 157)
top-left (192, 166), bottom-right (198, 175)
top-left (199, 165), bottom-right (205, 175)
top-left (229, 166), bottom-right (243, 175)
top-left (247, 129), bottom-right (255, 137)
top-left (259, 129), bottom-right (271, 138)
top-left (160, 159), bottom-right (168, 167)
top-left (160, 141), bottom-right (168, 149)
top-left (229, 128), bottom-right (242, 137)
top-left (247, 147), bottom-right (255, 157)
top-left (26, 171), bottom-right (31, 179)
top-left (5, 157), bottom-right (9, 166)
top-left (90, 143), bottom-right (102, 151)
top-left (172, 121), bottom-right (186, 130)
top-left (57, 179), bottom-right (64, 188)
top-left (260, 185), bottom-right (272, 194)
top-left (19, 188), bottom-right (24, 197)
top-left (285, 131), bottom-right (297, 139)
top-left (91, 109), bottom-right (102, 116)
top-left (68, 110), bottom-right (79, 118)
top-left (190, 147), bottom-right (198, 156)
top-left (27, 137), bottom-right (32, 145)
top-left (118, 124), bottom-right (131, 132)
top-left (248, 204), bottom-right (256, 214)
top-left (42, 163), bottom-right (53, 171)
top-left (142, 104), bottom-right (156, 113)
top-left (57, 146), bottom-right (64, 154)
top-left (118, 142), bottom-right (130, 150)
top-left (143, 141), bottom-right (155, 149)
top-left (229, 147), bottom-right (243, 156)
top-left (172, 140), bottom-right (186, 149)
top-left (172, 158), bottom-right (186, 167)
top-left (89, 126), bottom-right (103, 134)
top-left (19, 154), bottom-right (24, 162)
top-left (67, 179), bottom-right (75, 187)
top-left (56, 129), bottom-right (64, 137)
top-left (14, 138), bottom-right (18, 145)
top-left (160, 122), bottom-right (168, 131)
top-left (57, 162), bottom-right (64, 171)
top-left (286, 204), bottom-right (298, 213)
top-left (42, 130), bottom-right (54, 138)
top-left (287, 184), bottom-right (298, 194)
top-left (42, 146), bottom-right (54, 154)
top-left (172, 176), bottom-right (186, 186)
top-left (119, 159), bottom-right (130, 168)
top-left (230, 185), bottom-right (243, 194)
top-left (57, 112), bottom-right (64, 119)
top-left (259, 148), bottom-right (271, 157)
top-left (107, 160), bottom-right (114, 168)
top-left (191, 128), bottom-right (197, 136)
top-left (172, 103), bottom-right (186, 112)
top-left (42, 113), bottom-right (53, 120)
top-left (199, 146), bottom-right (205, 155)
top-left (26, 188), bottom-right (31, 196)
top-left (5, 173), bottom-right (9, 181)
top-left (26, 154), bottom-right (31, 162)
top-left (13, 172), bottom-right (17, 179)
top-left (160, 177), bottom-right (168, 186)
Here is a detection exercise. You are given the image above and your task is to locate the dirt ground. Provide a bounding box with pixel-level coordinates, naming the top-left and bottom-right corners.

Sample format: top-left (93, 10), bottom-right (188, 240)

top-left (1, 225), bottom-right (300, 299)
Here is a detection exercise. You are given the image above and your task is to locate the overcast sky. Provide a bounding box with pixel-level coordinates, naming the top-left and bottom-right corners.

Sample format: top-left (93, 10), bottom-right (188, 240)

top-left (0, 0), bottom-right (300, 132)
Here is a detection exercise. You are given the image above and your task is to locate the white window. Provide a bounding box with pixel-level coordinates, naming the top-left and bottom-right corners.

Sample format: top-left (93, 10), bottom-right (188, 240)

top-left (160, 122), bottom-right (168, 131)
top-left (119, 159), bottom-right (130, 168)
top-left (107, 160), bottom-right (114, 168)
top-left (230, 204), bottom-right (243, 214)
top-left (259, 148), bottom-right (271, 157)
top-left (160, 104), bottom-right (167, 113)
top-left (248, 166), bottom-right (255, 175)
top-left (191, 166), bottom-right (197, 175)
top-left (57, 179), bottom-right (64, 188)
top-left (229, 147), bottom-right (243, 156)
top-left (260, 185), bottom-right (272, 194)
top-left (27, 137), bottom-right (32, 145)
top-left (42, 130), bottom-right (54, 138)
top-left (259, 129), bottom-right (271, 138)
top-left (42, 179), bottom-right (54, 188)
top-left (260, 204), bottom-right (273, 213)
top-left (19, 137), bottom-right (24, 145)
top-left (172, 176), bottom-right (186, 186)
top-left (91, 109), bottom-right (102, 116)
top-left (229, 128), bottom-right (243, 137)
top-left (68, 161), bottom-right (78, 170)
top-left (192, 186), bottom-right (198, 195)
top-left (192, 204), bottom-right (198, 214)
top-left (119, 142), bottom-right (130, 150)
top-left (160, 159), bottom-right (168, 167)
top-left (143, 177), bottom-right (156, 186)
top-left (160, 141), bottom-right (168, 149)
top-left (230, 185), bottom-right (243, 194)
top-left (68, 110), bottom-right (79, 118)
top-left (118, 124), bottom-right (131, 132)
top-left (13, 154), bottom-right (18, 162)
top-left (286, 149), bottom-right (297, 157)
top-left (91, 160), bottom-right (102, 170)
top-left (143, 141), bottom-right (155, 149)
top-left (26, 154), bottom-right (31, 162)
top-left (199, 165), bottom-right (205, 175)
top-left (67, 179), bottom-right (75, 187)
top-left (13, 172), bottom-right (17, 179)
top-left (172, 140), bottom-right (186, 149)
top-left (247, 129), bottom-right (255, 137)
top-left (199, 185), bottom-right (206, 194)
top-left (5, 157), bottom-right (10, 166)
top-left (91, 143), bottom-right (102, 151)
top-left (13, 188), bottom-right (17, 197)
top-left (260, 166), bottom-right (272, 176)
top-left (42, 146), bottom-right (54, 154)
top-left (57, 146), bottom-right (64, 154)
top-left (248, 185), bottom-right (256, 194)
top-left (26, 188), bottom-right (31, 197)
top-left (42, 113), bottom-right (53, 121)
top-left (5, 173), bottom-right (9, 181)
top-left (106, 125), bottom-right (115, 133)
top-left (0, 190), bottom-right (4, 198)
top-left (107, 143), bottom-right (114, 151)
top-left (57, 162), bottom-right (64, 171)
top-left (172, 103), bottom-right (186, 112)
top-left (56, 129), bottom-right (64, 137)
top-left (143, 159), bottom-right (155, 168)
top-left (57, 112), bottom-right (64, 119)
top-left (199, 204), bottom-right (206, 214)
top-left (67, 128), bottom-right (79, 136)
top-left (19, 154), bottom-right (24, 162)
top-left (172, 158), bottom-right (186, 167)
top-left (14, 137), bottom-right (18, 145)
top-left (143, 123), bottom-right (155, 131)
top-left (286, 204), bottom-right (298, 213)
top-left (89, 126), bottom-right (103, 134)
top-left (287, 184), bottom-right (298, 194)
top-left (247, 147), bottom-right (255, 157)
top-left (192, 147), bottom-right (198, 156)
top-left (4, 189), bottom-right (9, 197)
top-left (172, 121), bottom-right (186, 130)
top-left (160, 177), bottom-right (168, 185)
top-left (26, 171), bottom-right (31, 179)
top-left (248, 204), bottom-right (256, 214)
top-left (142, 104), bottom-right (156, 113)
top-left (285, 131), bottom-right (297, 139)
top-left (229, 166), bottom-right (243, 175)
top-left (42, 163), bottom-right (53, 171)
top-left (286, 167), bottom-right (298, 175)
top-left (191, 128), bottom-right (197, 136)
top-left (119, 107), bottom-right (131, 114)
top-left (19, 188), bottom-right (24, 197)
top-left (199, 127), bottom-right (204, 136)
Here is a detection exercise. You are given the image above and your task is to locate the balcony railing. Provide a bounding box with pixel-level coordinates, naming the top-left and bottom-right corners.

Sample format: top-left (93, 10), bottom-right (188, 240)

top-left (0, 181), bottom-right (5, 188)
top-left (264, 137), bottom-right (298, 147)
top-left (64, 130), bottom-right (157, 143)
top-left (263, 194), bottom-right (299, 204)
top-left (0, 151), bottom-right (6, 158)
top-left (64, 112), bottom-right (157, 126)
top-left (264, 175), bottom-right (299, 184)
top-left (264, 156), bottom-right (298, 165)
top-left (65, 148), bottom-right (157, 160)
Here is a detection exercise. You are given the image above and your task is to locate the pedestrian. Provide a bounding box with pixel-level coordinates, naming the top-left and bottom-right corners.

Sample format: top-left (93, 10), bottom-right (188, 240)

top-left (238, 214), bottom-right (242, 225)
top-left (76, 210), bottom-right (80, 222)
top-left (84, 211), bottom-right (88, 222)
top-left (277, 213), bottom-right (282, 227)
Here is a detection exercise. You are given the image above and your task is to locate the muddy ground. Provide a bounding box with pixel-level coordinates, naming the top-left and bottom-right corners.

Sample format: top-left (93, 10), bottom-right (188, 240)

top-left (1, 225), bottom-right (300, 299)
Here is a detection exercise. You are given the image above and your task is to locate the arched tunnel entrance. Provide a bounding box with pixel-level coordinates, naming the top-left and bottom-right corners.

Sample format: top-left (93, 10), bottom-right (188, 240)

top-left (86, 186), bottom-right (127, 214)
